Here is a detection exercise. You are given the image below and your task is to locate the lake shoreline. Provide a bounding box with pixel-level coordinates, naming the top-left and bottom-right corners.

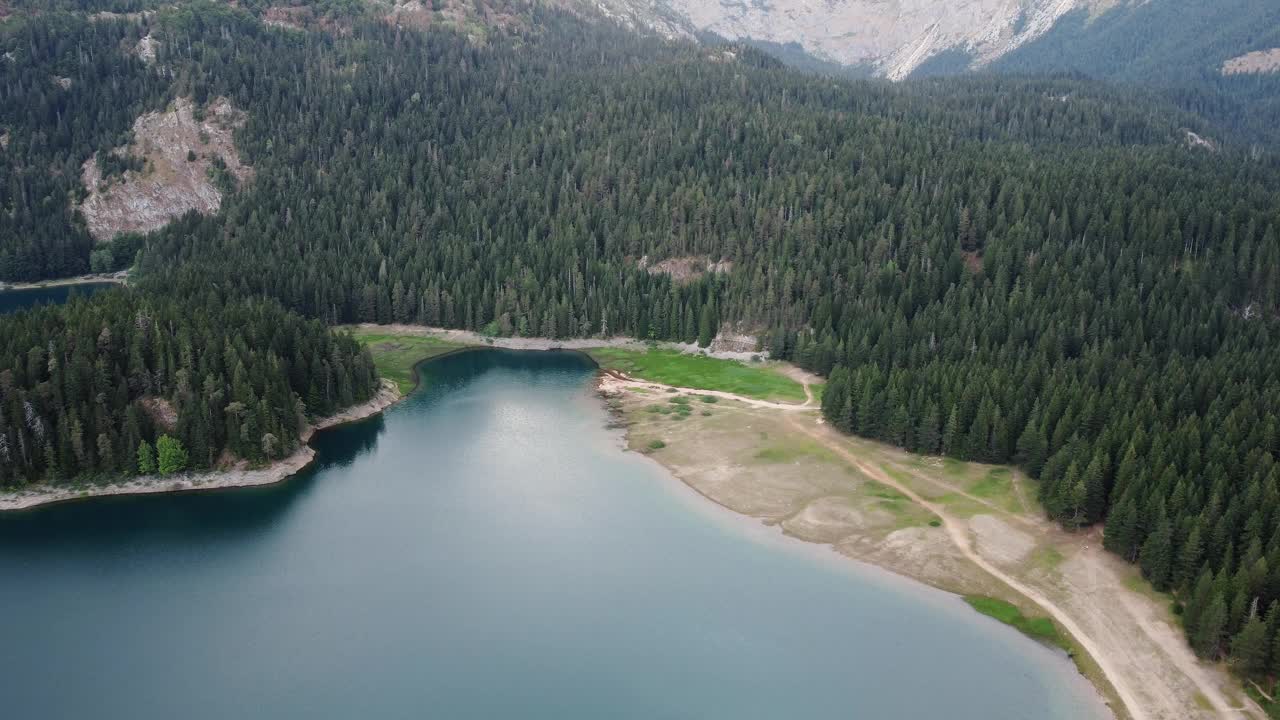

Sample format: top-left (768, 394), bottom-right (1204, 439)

top-left (0, 324), bottom-right (764, 511)
top-left (351, 323), bottom-right (766, 362)
top-left (0, 272), bottom-right (129, 291)
top-left (2, 336), bottom-right (1240, 719)
top-left (0, 380), bottom-right (400, 512)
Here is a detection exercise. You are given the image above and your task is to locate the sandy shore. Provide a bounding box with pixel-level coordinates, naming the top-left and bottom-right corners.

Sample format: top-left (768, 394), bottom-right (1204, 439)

top-left (0, 380), bottom-right (400, 512)
top-left (0, 271), bottom-right (129, 291)
top-left (355, 323), bottom-right (766, 362)
top-left (599, 373), bottom-right (1260, 720)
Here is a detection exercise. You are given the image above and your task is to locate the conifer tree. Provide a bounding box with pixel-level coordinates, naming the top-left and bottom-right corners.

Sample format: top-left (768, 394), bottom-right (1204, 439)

top-left (137, 441), bottom-right (157, 476)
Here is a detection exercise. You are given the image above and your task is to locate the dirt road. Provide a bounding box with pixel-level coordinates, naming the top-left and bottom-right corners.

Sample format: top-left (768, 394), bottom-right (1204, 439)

top-left (599, 370), bottom-right (818, 411)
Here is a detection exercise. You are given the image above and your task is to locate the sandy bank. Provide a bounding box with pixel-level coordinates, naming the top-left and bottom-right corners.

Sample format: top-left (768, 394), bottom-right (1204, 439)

top-left (0, 271), bottom-right (129, 291)
top-left (354, 323), bottom-right (766, 362)
top-left (599, 373), bottom-right (1259, 720)
top-left (0, 380), bottom-right (400, 512)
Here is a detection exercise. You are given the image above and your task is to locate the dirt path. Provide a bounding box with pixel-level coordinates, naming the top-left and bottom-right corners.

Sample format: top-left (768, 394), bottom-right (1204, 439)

top-left (600, 370), bottom-right (817, 411)
top-left (883, 457), bottom-right (1045, 530)
top-left (785, 415), bottom-right (1149, 720)
top-left (356, 324), bottom-right (767, 362)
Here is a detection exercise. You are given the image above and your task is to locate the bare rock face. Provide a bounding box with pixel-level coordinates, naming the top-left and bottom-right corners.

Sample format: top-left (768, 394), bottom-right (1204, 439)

top-left (1184, 129), bottom-right (1218, 152)
top-left (578, 0), bottom-right (697, 40)
top-left (1222, 48), bottom-right (1280, 76)
top-left (78, 97), bottom-right (252, 242)
top-left (135, 33), bottom-right (160, 65)
top-left (708, 326), bottom-right (758, 354)
top-left (606, 0), bottom-right (1126, 79)
top-left (638, 255), bottom-right (734, 283)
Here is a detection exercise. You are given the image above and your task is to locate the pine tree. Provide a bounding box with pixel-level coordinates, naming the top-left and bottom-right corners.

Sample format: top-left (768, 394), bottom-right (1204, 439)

top-left (1014, 415), bottom-right (1046, 477)
top-left (137, 440), bottom-right (157, 475)
top-left (1195, 593), bottom-right (1228, 659)
top-left (1231, 606), bottom-right (1269, 674)
top-left (1139, 517), bottom-right (1174, 590)
top-left (1176, 526), bottom-right (1205, 592)
top-left (1103, 497), bottom-right (1139, 561)
top-left (942, 405), bottom-right (963, 457)
top-left (1184, 568), bottom-right (1215, 639)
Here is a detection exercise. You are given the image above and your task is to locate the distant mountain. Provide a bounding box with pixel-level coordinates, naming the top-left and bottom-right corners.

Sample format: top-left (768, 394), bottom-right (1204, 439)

top-left (586, 0), bottom-right (1118, 79)
top-left (988, 0), bottom-right (1280, 84)
top-left (591, 0), bottom-right (1280, 84)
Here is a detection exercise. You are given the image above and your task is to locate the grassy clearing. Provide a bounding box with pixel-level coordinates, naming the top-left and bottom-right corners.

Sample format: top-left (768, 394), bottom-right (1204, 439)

top-left (964, 596), bottom-right (1066, 649)
top-left (751, 438), bottom-right (839, 465)
top-left (934, 492), bottom-right (988, 519)
top-left (588, 348), bottom-right (805, 402)
top-left (809, 382), bottom-right (826, 403)
top-left (350, 330), bottom-right (464, 393)
top-left (970, 469), bottom-right (1011, 498)
top-left (864, 481), bottom-right (908, 502)
top-left (1028, 545), bottom-right (1065, 573)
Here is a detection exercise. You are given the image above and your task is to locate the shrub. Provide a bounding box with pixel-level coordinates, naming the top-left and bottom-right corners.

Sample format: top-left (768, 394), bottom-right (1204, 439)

top-left (156, 435), bottom-right (189, 475)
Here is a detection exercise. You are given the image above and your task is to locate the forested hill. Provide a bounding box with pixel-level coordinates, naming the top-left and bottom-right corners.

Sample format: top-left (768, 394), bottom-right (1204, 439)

top-left (2, 0), bottom-right (1280, 672)
top-left (0, 290), bottom-right (378, 485)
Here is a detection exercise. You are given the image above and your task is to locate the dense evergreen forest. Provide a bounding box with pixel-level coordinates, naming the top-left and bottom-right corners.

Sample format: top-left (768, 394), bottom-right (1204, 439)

top-left (0, 289), bottom-right (378, 484)
top-left (2, 0), bottom-right (1280, 674)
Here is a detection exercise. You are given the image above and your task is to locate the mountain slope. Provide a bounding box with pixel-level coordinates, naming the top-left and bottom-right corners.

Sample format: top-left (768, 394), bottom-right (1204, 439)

top-left (607, 0), bottom-right (1126, 79)
top-left (597, 0), bottom-right (1280, 86)
top-left (991, 0), bottom-right (1280, 83)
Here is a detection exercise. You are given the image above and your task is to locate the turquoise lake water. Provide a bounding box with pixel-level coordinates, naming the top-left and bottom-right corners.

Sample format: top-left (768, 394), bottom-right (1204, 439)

top-left (0, 349), bottom-right (1111, 719)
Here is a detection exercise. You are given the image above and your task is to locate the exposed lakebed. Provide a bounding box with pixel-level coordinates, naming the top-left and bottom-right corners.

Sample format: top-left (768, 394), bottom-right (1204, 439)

top-left (0, 349), bottom-right (1110, 719)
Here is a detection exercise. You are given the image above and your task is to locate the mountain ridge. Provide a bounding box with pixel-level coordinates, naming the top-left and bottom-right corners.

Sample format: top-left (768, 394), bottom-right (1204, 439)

top-left (593, 0), bottom-right (1131, 79)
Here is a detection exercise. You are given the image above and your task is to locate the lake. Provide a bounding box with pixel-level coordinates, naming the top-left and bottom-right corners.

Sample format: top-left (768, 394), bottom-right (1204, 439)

top-left (0, 282), bottom-right (116, 314)
top-left (0, 349), bottom-right (1110, 719)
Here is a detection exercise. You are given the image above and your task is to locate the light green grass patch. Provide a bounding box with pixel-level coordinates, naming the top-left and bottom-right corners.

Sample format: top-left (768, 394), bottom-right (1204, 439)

top-left (588, 348), bottom-right (805, 402)
top-left (752, 439), bottom-right (838, 465)
top-left (1028, 545), bottom-right (1065, 572)
top-left (942, 457), bottom-right (969, 478)
top-left (970, 468), bottom-right (1012, 498)
top-left (964, 596), bottom-right (1065, 649)
top-left (809, 383), bottom-right (825, 403)
top-left (933, 492), bottom-right (986, 518)
top-left (351, 330), bottom-right (464, 394)
top-left (863, 481), bottom-right (907, 502)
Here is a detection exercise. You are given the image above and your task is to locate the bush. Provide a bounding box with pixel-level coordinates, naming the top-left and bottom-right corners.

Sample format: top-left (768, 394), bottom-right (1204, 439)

top-left (648, 439), bottom-right (666, 450)
top-left (156, 435), bottom-right (189, 475)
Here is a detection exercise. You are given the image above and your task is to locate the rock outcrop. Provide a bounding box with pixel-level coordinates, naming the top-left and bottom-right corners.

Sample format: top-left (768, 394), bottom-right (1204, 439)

top-left (78, 97), bottom-right (251, 242)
